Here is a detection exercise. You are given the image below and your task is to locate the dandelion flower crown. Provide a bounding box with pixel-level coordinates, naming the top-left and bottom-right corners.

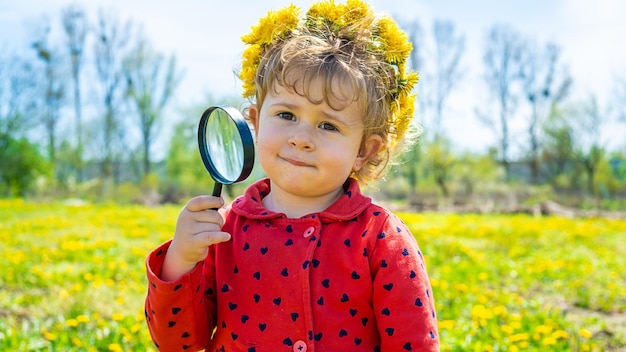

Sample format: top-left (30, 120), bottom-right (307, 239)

top-left (239, 0), bottom-right (419, 149)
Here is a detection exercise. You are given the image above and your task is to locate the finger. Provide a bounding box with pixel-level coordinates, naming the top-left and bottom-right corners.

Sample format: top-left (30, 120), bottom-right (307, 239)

top-left (192, 231), bottom-right (232, 247)
top-left (186, 222), bottom-right (223, 237)
top-left (185, 195), bottom-right (224, 212)
top-left (189, 209), bottom-right (225, 227)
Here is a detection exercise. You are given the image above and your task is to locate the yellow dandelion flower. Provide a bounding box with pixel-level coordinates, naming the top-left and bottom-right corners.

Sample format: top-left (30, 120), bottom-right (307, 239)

top-left (493, 305), bottom-right (507, 316)
top-left (112, 313), bottom-right (124, 321)
top-left (542, 336), bottom-right (557, 346)
top-left (347, 2), bottom-right (372, 25)
top-left (66, 319), bottom-right (79, 327)
top-left (108, 343), bottom-right (123, 352)
top-left (77, 314), bottom-right (90, 324)
top-left (501, 324), bottom-right (514, 335)
top-left (438, 320), bottom-right (456, 330)
top-left (552, 330), bottom-right (569, 340)
top-left (72, 337), bottom-right (83, 347)
top-left (509, 333), bottom-right (529, 342)
top-left (242, 4), bottom-right (300, 46)
top-left (535, 324), bottom-right (552, 335)
top-left (376, 16), bottom-right (412, 65)
top-left (471, 304), bottom-right (493, 320)
top-left (579, 328), bottom-right (593, 339)
top-left (307, 1), bottom-right (344, 27)
top-left (43, 331), bottom-right (56, 341)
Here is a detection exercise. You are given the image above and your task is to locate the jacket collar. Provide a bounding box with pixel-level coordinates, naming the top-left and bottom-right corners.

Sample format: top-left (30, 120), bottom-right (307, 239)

top-left (230, 178), bottom-right (372, 222)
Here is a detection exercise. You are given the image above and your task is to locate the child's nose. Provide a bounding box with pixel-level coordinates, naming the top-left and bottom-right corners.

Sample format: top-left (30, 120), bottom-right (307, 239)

top-left (288, 124), bottom-right (315, 150)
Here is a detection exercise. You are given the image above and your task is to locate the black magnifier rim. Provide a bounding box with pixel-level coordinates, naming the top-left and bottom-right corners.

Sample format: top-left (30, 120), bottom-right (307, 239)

top-left (198, 105), bottom-right (255, 185)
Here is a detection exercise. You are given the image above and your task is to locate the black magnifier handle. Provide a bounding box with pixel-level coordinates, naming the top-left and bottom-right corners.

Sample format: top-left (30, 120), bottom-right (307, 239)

top-left (212, 182), bottom-right (222, 198)
top-left (210, 182), bottom-right (222, 211)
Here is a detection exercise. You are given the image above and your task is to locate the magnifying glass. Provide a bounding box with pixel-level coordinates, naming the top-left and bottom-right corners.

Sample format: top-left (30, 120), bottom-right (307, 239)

top-left (198, 106), bottom-right (255, 198)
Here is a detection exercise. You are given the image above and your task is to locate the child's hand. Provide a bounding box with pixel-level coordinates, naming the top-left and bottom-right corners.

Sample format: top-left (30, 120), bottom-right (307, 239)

top-left (160, 196), bottom-right (232, 281)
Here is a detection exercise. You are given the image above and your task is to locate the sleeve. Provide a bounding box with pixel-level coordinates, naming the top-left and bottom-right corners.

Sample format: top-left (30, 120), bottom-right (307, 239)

top-left (369, 213), bottom-right (440, 352)
top-left (144, 240), bottom-right (217, 351)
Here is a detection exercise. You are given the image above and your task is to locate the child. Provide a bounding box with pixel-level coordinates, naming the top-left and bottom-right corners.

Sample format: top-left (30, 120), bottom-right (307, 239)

top-left (145, 0), bottom-right (439, 351)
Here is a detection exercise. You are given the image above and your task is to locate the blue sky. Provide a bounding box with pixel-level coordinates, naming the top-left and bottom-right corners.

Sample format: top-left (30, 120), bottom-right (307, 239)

top-left (1, 0), bottom-right (625, 152)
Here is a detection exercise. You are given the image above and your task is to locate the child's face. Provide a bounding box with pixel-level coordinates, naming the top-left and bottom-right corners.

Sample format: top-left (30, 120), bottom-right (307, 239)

top-left (249, 79), bottom-right (382, 202)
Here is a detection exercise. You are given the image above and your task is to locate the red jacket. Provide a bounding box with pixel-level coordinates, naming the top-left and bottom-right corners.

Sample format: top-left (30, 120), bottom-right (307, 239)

top-left (145, 178), bottom-right (439, 352)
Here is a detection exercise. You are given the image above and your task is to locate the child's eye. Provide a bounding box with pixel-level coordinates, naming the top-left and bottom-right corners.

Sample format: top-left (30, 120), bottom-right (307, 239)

top-left (319, 122), bottom-right (339, 131)
top-left (277, 112), bottom-right (295, 121)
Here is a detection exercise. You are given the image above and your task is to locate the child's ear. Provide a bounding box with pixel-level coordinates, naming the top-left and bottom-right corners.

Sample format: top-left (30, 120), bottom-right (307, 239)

top-left (248, 104), bottom-right (260, 136)
top-left (353, 134), bottom-right (383, 171)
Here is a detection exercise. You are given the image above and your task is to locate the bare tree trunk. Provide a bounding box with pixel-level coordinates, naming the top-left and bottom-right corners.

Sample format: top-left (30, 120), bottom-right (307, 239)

top-left (62, 4), bottom-right (87, 181)
top-left (94, 9), bottom-right (134, 192)
top-left (482, 24), bottom-right (524, 181)
top-left (124, 37), bottom-right (180, 179)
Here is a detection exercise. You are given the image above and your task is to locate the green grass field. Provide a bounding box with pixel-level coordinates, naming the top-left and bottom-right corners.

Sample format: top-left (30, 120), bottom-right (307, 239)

top-left (1, 199), bottom-right (624, 351)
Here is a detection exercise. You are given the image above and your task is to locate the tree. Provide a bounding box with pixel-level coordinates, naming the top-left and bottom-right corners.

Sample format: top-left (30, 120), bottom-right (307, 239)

top-left (426, 137), bottom-right (455, 197)
top-left (0, 55), bottom-right (38, 138)
top-left (93, 9), bottom-right (134, 189)
top-left (124, 33), bottom-right (181, 177)
top-left (571, 95), bottom-right (609, 196)
top-left (0, 54), bottom-right (44, 195)
top-left (479, 24), bottom-right (524, 181)
top-left (61, 4), bottom-right (88, 180)
top-left (422, 20), bottom-right (465, 197)
top-left (429, 19), bottom-right (465, 139)
top-left (542, 107), bottom-right (575, 189)
top-left (32, 19), bottom-right (65, 183)
top-left (0, 136), bottom-right (50, 196)
top-left (519, 41), bottom-right (571, 183)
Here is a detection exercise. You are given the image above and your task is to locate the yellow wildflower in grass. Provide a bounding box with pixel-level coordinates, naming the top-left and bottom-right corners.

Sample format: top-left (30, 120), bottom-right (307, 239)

top-left (111, 313), bottom-right (125, 322)
top-left (509, 333), bottom-right (530, 342)
top-left (438, 320), bottom-right (456, 330)
top-left (579, 328), bottom-right (593, 339)
top-left (493, 305), bottom-right (507, 317)
top-left (552, 329), bottom-right (569, 340)
top-left (108, 343), bottom-right (123, 352)
top-left (501, 324), bottom-right (514, 336)
top-left (542, 336), bottom-right (557, 346)
top-left (76, 314), bottom-right (90, 323)
top-left (72, 337), bottom-right (83, 347)
top-left (471, 305), bottom-right (493, 320)
top-left (453, 283), bottom-right (468, 292)
top-left (65, 319), bottom-right (79, 327)
top-left (534, 324), bottom-right (553, 335)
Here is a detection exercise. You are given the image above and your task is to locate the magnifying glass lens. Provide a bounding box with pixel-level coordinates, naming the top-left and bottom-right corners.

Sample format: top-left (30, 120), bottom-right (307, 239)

top-left (198, 106), bottom-right (255, 198)
top-left (205, 109), bottom-right (244, 181)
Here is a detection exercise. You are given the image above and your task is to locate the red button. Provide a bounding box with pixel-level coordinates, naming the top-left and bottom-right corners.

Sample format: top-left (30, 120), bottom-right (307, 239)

top-left (293, 340), bottom-right (307, 352)
top-left (303, 226), bottom-right (315, 238)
